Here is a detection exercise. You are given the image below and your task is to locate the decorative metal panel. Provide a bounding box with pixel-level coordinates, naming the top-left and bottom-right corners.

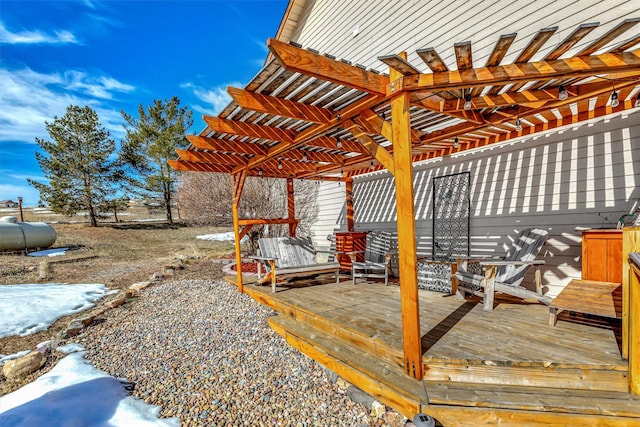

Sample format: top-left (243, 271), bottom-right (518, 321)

top-left (432, 172), bottom-right (470, 261)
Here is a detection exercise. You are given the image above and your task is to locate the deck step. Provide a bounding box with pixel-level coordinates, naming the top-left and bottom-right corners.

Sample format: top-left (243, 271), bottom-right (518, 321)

top-left (247, 285), bottom-right (405, 368)
top-left (268, 314), bottom-right (427, 418)
top-left (251, 285), bottom-right (629, 392)
top-left (269, 313), bottom-right (640, 426)
top-left (427, 381), bottom-right (640, 417)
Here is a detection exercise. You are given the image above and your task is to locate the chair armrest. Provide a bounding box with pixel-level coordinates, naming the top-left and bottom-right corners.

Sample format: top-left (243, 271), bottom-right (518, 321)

top-left (339, 250), bottom-right (365, 255)
top-left (478, 260), bottom-right (545, 266)
top-left (248, 255), bottom-right (278, 262)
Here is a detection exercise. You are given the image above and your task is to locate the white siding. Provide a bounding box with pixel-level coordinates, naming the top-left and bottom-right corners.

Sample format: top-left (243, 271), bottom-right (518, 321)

top-left (290, 0), bottom-right (640, 72)
top-left (286, 0), bottom-right (640, 294)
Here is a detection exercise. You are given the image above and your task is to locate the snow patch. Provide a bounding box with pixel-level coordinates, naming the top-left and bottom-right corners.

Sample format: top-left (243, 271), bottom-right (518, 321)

top-left (0, 351), bottom-right (179, 426)
top-left (0, 283), bottom-right (109, 339)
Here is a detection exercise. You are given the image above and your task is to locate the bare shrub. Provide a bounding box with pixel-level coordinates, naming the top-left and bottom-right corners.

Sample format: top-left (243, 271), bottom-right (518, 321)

top-left (176, 172), bottom-right (319, 252)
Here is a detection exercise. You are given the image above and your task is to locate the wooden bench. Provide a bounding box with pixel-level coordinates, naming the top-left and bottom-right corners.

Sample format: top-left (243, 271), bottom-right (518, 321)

top-left (250, 237), bottom-right (340, 293)
top-left (549, 279), bottom-right (622, 326)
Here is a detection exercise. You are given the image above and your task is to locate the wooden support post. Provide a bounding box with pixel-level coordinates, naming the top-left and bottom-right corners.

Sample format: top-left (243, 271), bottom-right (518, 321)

top-left (630, 260), bottom-right (640, 394)
top-left (345, 178), bottom-right (354, 232)
top-left (390, 52), bottom-right (423, 380)
top-left (286, 178), bottom-right (297, 236)
top-left (232, 170), bottom-right (247, 292)
top-left (623, 227), bottom-right (640, 361)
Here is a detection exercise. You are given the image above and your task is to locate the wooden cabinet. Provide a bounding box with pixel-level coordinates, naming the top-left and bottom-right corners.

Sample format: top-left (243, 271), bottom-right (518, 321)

top-left (335, 231), bottom-right (367, 271)
top-left (582, 229), bottom-right (623, 283)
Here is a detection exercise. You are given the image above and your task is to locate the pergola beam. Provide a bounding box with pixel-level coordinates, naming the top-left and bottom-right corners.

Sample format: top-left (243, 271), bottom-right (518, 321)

top-left (398, 49), bottom-right (640, 94)
top-left (228, 86), bottom-right (334, 124)
top-left (267, 38), bottom-right (389, 95)
top-left (187, 135), bottom-right (268, 156)
top-left (343, 119), bottom-right (395, 175)
top-left (203, 116), bottom-right (295, 144)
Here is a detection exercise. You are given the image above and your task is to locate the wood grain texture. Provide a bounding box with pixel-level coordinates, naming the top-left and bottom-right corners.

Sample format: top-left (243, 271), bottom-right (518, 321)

top-left (268, 38), bottom-right (389, 95)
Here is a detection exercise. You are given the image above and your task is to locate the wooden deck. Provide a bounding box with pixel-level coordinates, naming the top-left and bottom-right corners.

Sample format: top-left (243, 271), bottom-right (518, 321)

top-left (224, 274), bottom-right (640, 426)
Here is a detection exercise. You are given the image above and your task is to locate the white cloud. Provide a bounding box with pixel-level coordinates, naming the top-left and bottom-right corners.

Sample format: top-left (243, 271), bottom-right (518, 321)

top-left (182, 82), bottom-right (241, 116)
top-left (0, 66), bottom-right (135, 144)
top-left (0, 183), bottom-right (42, 206)
top-left (0, 21), bottom-right (79, 45)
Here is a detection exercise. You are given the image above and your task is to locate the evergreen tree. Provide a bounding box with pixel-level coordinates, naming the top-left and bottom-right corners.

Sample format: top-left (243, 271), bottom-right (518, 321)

top-left (28, 105), bottom-right (121, 227)
top-left (120, 96), bottom-right (192, 223)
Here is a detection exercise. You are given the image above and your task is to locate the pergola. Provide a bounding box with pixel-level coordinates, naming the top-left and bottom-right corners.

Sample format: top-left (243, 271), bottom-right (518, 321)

top-left (170, 19), bottom-right (640, 380)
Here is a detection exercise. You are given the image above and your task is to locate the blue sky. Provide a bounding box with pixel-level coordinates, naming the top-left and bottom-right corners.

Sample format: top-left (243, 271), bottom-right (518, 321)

top-left (0, 0), bottom-right (288, 205)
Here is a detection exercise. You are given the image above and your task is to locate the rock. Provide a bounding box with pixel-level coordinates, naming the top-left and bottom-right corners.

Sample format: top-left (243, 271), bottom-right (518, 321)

top-left (370, 401), bottom-right (386, 418)
top-left (383, 410), bottom-right (407, 426)
top-left (2, 351), bottom-right (45, 380)
top-left (346, 385), bottom-right (374, 409)
top-left (79, 315), bottom-right (96, 327)
top-left (335, 377), bottom-right (350, 391)
top-left (150, 272), bottom-right (164, 282)
top-left (106, 297), bottom-right (126, 309)
top-left (130, 281), bottom-right (152, 292)
top-left (61, 319), bottom-right (86, 338)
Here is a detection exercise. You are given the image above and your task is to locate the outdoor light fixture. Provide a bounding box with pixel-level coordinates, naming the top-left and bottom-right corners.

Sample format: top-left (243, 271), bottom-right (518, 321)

top-left (515, 118), bottom-right (523, 131)
top-left (336, 137), bottom-right (342, 149)
top-left (558, 84), bottom-right (568, 101)
top-left (278, 160), bottom-right (283, 170)
top-left (463, 94), bottom-right (472, 110)
top-left (635, 95), bottom-right (640, 108)
top-left (258, 168), bottom-right (263, 177)
top-left (453, 136), bottom-right (459, 148)
top-left (611, 90), bottom-right (619, 108)
top-left (370, 160), bottom-right (374, 170)
top-left (302, 152), bottom-right (308, 161)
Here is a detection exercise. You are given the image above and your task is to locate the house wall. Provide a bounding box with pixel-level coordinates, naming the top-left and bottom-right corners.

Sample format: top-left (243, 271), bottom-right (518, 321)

top-left (289, 0), bottom-right (640, 73)
top-left (285, 0), bottom-right (640, 294)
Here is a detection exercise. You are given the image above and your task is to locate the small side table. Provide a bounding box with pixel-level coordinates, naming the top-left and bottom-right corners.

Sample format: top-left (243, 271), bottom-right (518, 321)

top-left (549, 279), bottom-right (622, 326)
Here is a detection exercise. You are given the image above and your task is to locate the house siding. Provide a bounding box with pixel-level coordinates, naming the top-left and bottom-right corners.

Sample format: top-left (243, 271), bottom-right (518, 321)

top-left (286, 0), bottom-right (640, 295)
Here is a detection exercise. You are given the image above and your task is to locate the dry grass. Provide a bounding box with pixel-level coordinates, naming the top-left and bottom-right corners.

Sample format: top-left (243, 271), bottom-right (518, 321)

top-left (0, 221), bottom-right (238, 395)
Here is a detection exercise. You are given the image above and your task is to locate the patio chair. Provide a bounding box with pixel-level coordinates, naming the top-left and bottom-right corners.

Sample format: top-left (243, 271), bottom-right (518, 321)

top-left (249, 237), bottom-right (340, 293)
top-left (343, 231), bottom-right (394, 285)
top-left (455, 228), bottom-right (552, 311)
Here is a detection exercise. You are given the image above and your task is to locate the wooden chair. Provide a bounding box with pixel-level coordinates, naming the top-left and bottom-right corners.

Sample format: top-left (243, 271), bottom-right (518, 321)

top-left (250, 237), bottom-right (340, 293)
top-left (455, 228), bottom-right (552, 311)
top-left (343, 231), bottom-right (394, 285)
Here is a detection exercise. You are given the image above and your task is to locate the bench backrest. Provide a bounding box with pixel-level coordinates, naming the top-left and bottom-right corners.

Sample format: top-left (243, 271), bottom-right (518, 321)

top-left (258, 237), bottom-right (317, 269)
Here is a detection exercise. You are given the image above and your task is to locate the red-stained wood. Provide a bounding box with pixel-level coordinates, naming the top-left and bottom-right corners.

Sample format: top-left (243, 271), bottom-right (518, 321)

top-left (267, 38), bottom-right (389, 96)
top-left (232, 169), bottom-right (247, 293)
top-left (228, 86), bottom-right (334, 124)
top-left (286, 178), bottom-right (296, 236)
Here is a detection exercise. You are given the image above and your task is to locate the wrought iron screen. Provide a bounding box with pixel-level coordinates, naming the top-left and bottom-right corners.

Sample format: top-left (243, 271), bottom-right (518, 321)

top-left (432, 172), bottom-right (470, 261)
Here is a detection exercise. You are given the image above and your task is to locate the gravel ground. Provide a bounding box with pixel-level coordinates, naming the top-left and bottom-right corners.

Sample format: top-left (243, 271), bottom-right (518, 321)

top-left (80, 279), bottom-right (406, 426)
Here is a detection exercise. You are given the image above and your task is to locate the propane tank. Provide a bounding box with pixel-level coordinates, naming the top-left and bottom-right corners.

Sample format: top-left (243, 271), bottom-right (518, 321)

top-left (0, 216), bottom-right (57, 250)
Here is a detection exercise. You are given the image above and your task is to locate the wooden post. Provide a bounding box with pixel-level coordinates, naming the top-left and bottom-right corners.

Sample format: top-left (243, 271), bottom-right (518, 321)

top-left (286, 178), bottom-right (297, 237)
top-left (630, 259), bottom-right (640, 394)
top-left (18, 196), bottom-right (24, 222)
top-left (390, 52), bottom-right (423, 380)
top-left (622, 227), bottom-right (640, 360)
top-left (345, 178), bottom-right (354, 232)
top-left (232, 170), bottom-right (247, 292)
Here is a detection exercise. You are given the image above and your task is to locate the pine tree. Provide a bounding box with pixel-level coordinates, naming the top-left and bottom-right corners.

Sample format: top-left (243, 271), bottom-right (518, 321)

top-left (28, 105), bottom-right (122, 227)
top-left (120, 96), bottom-right (193, 223)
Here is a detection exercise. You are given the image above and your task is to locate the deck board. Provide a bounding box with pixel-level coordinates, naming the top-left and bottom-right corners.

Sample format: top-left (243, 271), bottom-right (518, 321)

top-left (225, 275), bottom-right (640, 423)
top-left (239, 276), bottom-right (623, 368)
